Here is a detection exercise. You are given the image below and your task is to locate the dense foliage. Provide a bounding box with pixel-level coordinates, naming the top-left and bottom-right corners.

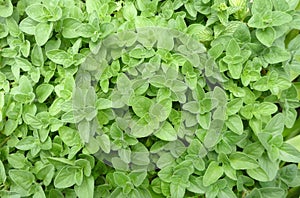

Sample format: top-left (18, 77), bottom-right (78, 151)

top-left (1, 0), bottom-right (300, 197)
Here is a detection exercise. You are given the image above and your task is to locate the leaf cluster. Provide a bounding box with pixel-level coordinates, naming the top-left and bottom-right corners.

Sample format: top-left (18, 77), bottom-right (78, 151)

top-left (1, 0), bottom-right (300, 198)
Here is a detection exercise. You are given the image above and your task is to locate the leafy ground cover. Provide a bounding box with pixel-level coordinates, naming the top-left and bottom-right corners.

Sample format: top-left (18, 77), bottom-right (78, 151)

top-left (1, 0), bottom-right (300, 197)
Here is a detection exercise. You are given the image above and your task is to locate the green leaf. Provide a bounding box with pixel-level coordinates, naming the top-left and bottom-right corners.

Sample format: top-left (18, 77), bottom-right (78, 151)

top-left (226, 115), bottom-right (244, 135)
top-left (131, 96), bottom-right (153, 117)
top-left (117, 73), bottom-right (132, 93)
top-left (54, 167), bottom-right (77, 188)
top-left (158, 167), bottom-right (173, 183)
top-left (16, 136), bottom-right (36, 150)
top-left (129, 46), bottom-right (156, 59)
top-left (62, 18), bottom-right (82, 38)
top-left (85, 0), bottom-right (102, 15)
top-left (256, 27), bottom-right (275, 47)
top-left (248, 14), bottom-right (266, 28)
top-left (19, 17), bottom-right (38, 35)
top-left (78, 120), bottom-right (91, 143)
top-left (248, 154), bottom-right (279, 181)
top-left (7, 153), bottom-right (27, 169)
top-left (96, 134), bottom-right (110, 154)
top-left (25, 4), bottom-right (48, 22)
top-left (203, 161), bottom-right (223, 186)
top-left (0, 160), bottom-right (6, 184)
top-left (154, 121), bottom-right (177, 141)
top-left (128, 171), bottom-right (147, 187)
top-left (271, 0), bottom-right (289, 11)
top-left (74, 176), bottom-right (94, 198)
top-left (131, 115), bottom-right (156, 138)
top-left (15, 57), bottom-right (32, 71)
top-left (226, 98), bottom-right (243, 115)
top-left (283, 108), bottom-right (297, 128)
top-left (226, 39), bottom-right (240, 57)
top-left (288, 34), bottom-right (300, 51)
top-left (172, 167), bottom-right (191, 182)
top-left (131, 143), bottom-right (150, 166)
top-left (33, 185), bottom-right (46, 198)
top-left (251, 0), bottom-right (272, 15)
top-left (279, 164), bottom-right (298, 185)
top-left (96, 98), bottom-right (112, 110)
top-left (247, 167), bottom-right (270, 182)
top-left (229, 152), bottom-right (259, 170)
top-left (187, 176), bottom-right (206, 194)
top-left (270, 11), bottom-right (292, 26)
top-left (76, 23), bottom-right (97, 38)
top-left (204, 119), bottom-right (223, 148)
top-left (9, 170), bottom-right (34, 190)
top-left (218, 187), bottom-right (237, 198)
top-left (0, 24), bottom-right (8, 39)
top-left (170, 182), bottom-right (186, 198)
top-left (36, 84), bottom-right (54, 103)
top-left (171, 80), bottom-right (188, 92)
top-left (149, 75), bottom-right (166, 88)
top-left (150, 99), bottom-right (172, 122)
top-left (259, 187), bottom-right (285, 198)
top-left (35, 22), bottom-right (53, 46)
top-left (157, 153), bottom-right (175, 169)
top-left (228, 63), bottom-right (243, 79)
top-left (185, 1), bottom-right (197, 17)
top-left (4, 119), bottom-right (18, 135)
top-left (263, 113), bottom-right (284, 134)
top-left (286, 135), bottom-right (300, 152)
top-left (279, 143), bottom-right (300, 162)
top-left (255, 102), bottom-right (278, 116)
top-left (182, 101), bottom-right (200, 114)
top-left (157, 30), bottom-right (175, 51)
top-left (123, 2), bottom-right (137, 21)
top-left (58, 126), bottom-right (82, 147)
top-left (0, 0), bottom-right (13, 17)
top-left (113, 172), bottom-right (131, 188)
top-left (46, 49), bottom-right (73, 67)
top-left (199, 98), bottom-right (218, 114)
top-left (208, 43), bottom-right (224, 59)
top-left (233, 23), bottom-right (251, 43)
top-left (31, 45), bottom-right (44, 66)
top-left (263, 46), bottom-right (291, 64)
top-left (36, 164), bottom-right (55, 186)
top-left (112, 157), bottom-right (129, 171)
top-left (197, 112), bottom-right (211, 129)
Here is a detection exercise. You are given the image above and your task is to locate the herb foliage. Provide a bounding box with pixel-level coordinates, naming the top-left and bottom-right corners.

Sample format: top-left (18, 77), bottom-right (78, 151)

top-left (1, 0), bottom-right (300, 197)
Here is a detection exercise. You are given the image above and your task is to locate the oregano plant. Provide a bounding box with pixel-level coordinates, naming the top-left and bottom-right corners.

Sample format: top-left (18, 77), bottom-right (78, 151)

top-left (0, 0), bottom-right (300, 198)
